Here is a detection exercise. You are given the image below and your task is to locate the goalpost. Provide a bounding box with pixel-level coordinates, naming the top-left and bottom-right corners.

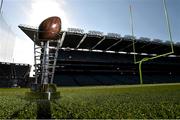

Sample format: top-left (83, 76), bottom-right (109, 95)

top-left (129, 0), bottom-right (174, 84)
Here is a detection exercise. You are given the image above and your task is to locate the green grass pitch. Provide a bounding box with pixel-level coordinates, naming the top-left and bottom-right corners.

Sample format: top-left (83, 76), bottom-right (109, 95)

top-left (0, 83), bottom-right (179, 119)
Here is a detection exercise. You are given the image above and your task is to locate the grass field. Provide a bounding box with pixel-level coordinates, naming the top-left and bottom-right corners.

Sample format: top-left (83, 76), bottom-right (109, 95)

top-left (0, 83), bottom-right (180, 119)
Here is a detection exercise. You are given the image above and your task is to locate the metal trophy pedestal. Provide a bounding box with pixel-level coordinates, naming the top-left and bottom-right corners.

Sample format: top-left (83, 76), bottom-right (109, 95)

top-left (26, 40), bottom-right (60, 100)
top-left (25, 16), bottom-right (63, 100)
top-left (27, 40), bottom-right (61, 100)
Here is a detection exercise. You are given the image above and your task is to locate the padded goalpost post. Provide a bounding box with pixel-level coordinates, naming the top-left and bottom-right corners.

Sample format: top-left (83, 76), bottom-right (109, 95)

top-left (129, 0), bottom-right (174, 84)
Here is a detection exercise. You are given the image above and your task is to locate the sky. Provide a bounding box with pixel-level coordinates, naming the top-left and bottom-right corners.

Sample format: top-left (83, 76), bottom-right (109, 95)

top-left (1, 0), bottom-right (180, 66)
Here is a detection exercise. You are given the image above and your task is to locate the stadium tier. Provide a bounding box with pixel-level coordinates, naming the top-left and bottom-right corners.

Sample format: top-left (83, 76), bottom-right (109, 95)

top-left (19, 25), bottom-right (180, 86)
top-left (0, 62), bottom-right (31, 87)
top-left (18, 25), bottom-right (180, 55)
top-left (0, 15), bottom-right (31, 88)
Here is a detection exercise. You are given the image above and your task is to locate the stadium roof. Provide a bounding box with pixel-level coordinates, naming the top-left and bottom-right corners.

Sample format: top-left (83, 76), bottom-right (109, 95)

top-left (0, 61), bottom-right (30, 66)
top-left (19, 25), bottom-right (180, 55)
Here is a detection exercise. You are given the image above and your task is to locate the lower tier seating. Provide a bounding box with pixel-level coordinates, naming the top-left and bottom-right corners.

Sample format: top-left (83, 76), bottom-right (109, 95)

top-left (54, 73), bottom-right (180, 86)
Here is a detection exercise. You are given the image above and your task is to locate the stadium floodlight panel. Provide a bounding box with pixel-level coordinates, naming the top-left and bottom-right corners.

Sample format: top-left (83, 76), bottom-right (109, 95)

top-left (164, 40), bottom-right (174, 45)
top-left (175, 42), bottom-right (180, 46)
top-left (168, 54), bottom-right (176, 57)
top-left (67, 28), bottom-right (84, 34)
top-left (153, 39), bottom-right (163, 43)
top-left (150, 54), bottom-right (157, 56)
top-left (140, 53), bottom-right (148, 55)
top-left (139, 37), bottom-right (151, 42)
top-left (106, 50), bottom-right (116, 53)
top-left (88, 30), bottom-right (103, 36)
top-left (124, 35), bottom-right (136, 39)
top-left (130, 52), bottom-right (138, 55)
top-left (107, 33), bottom-right (121, 38)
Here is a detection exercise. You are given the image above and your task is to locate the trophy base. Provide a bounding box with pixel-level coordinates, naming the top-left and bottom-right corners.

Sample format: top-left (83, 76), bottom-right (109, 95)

top-left (25, 84), bottom-right (60, 100)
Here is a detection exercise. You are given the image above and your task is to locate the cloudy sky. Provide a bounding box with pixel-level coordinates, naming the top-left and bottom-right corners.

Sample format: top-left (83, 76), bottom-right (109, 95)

top-left (1, 0), bottom-right (180, 66)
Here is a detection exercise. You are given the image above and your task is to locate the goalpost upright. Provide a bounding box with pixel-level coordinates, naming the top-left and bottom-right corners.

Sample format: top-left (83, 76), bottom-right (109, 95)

top-left (129, 0), bottom-right (174, 84)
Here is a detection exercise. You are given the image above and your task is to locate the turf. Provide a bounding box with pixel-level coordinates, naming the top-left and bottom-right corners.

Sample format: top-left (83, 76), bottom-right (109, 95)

top-left (0, 88), bottom-right (37, 119)
top-left (0, 83), bottom-right (180, 119)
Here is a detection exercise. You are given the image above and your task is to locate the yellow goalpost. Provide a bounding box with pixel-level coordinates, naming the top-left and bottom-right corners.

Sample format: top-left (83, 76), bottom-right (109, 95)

top-left (129, 0), bottom-right (174, 84)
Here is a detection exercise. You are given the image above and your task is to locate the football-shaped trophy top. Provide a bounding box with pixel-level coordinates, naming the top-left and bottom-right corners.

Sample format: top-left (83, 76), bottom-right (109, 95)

top-left (38, 16), bottom-right (61, 41)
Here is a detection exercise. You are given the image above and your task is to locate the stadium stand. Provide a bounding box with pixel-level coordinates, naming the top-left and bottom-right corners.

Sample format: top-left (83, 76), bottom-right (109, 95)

top-left (0, 62), bottom-right (31, 87)
top-left (18, 25), bottom-right (180, 86)
top-left (54, 74), bottom-right (78, 86)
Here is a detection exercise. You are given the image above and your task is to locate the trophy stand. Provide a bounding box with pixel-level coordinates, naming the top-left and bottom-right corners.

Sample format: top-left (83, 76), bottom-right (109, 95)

top-left (26, 16), bottom-right (62, 100)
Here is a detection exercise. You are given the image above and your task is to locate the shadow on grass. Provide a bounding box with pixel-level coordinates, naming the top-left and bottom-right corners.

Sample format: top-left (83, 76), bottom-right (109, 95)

top-left (36, 100), bottom-right (51, 119)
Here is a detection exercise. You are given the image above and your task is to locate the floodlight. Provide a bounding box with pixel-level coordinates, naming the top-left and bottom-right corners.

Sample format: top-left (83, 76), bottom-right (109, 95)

top-left (164, 40), bottom-right (174, 45)
top-left (139, 37), bottom-right (151, 42)
top-left (175, 42), bottom-right (180, 46)
top-left (107, 33), bottom-right (121, 38)
top-left (124, 35), bottom-right (136, 39)
top-left (68, 28), bottom-right (84, 34)
top-left (153, 39), bottom-right (163, 43)
top-left (88, 30), bottom-right (103, 36)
